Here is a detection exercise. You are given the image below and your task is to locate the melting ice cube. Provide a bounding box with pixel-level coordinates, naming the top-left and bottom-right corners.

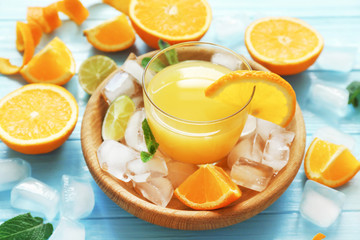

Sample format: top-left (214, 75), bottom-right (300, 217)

top-left (122, 59), bottom-right (144, 85)
top-left (97, 140), bottom-right (138, 182)
top-left (50, 218), bottom-right (85, 240)
top-left (0, 158), bottom-right (31, 192)
top-left (124, 109), bottom-right (147, 152)
top-left (11, 177), bottom-right (60, 221)
top-left (316, 46), bottom-right (357, 72)
top-left (300, 180), bottom-right (346, 228)
top-left (61, 175), bottom-right (95, 220)
top-left (211, 52), bottom-right (246, 71)
top-left (262, 128), bottom-right (295, 174)
top-left (313, 126), bottom-right (355, 152)
top-left (256, 118), bottom-right (283, 141)
top-left (230, 157), bottom-right (273, 192)
top-left (240, 115), bottom-right (256, 138)
top-left (102, 69), bottom-right (139, 104)
top-left (134, 177), bottom-right (173, 207)
top-left (228, 133), bottom-right (265, 168)
top-left (166, 161), bottom-right (198, 188)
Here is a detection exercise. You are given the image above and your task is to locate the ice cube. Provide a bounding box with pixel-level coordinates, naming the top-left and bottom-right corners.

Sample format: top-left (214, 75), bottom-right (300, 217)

top-left (227, 133), bottom-right (265, 168)
top-left (134, 177), bottom-right (173, 207)
top-left (307, 83), bottom-right (349, 117)
top-left (256, 117), bottom-right (283, 141)
top-left (101, 69), bottom-right (139, 104)
top-left (316, 46), bottom-right (357, 72)
top-left (230, 157), bottom-right (273, 192)
top-left (97, 140), bottom-right (138, 182)
top-left (262, 129), bottom-right (295, 174)
top-left (127, 153), bottom-right (168, 183)
top-left (50, 218), bottom-right (85, 240)
top-left (213, 14), bottom-right (249, 47)
top-left (124, 109), bottom-right (147, 152)
top-left (313, 126), bottom-right (355, 151)
top-left (11, 177), bottom-right (60, 221)
top-left (300, 180), bottom-right (346, 228)
top-left (0, 158), bottom-right (31, 192)
top-left (211, 52), bottom-right (246, 71)
top-left (166, 161), bottom-right (198, 188)
top-left (122, 59), bottom-right (144, 85)
top-left (61, 175), bottom-right (95, 220)
top-left (240, 115), bottom-right (256, 138)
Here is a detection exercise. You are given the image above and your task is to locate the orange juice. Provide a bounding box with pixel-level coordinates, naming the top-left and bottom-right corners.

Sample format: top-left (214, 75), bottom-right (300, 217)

top-left (144, 60), bottom-right (251, 164)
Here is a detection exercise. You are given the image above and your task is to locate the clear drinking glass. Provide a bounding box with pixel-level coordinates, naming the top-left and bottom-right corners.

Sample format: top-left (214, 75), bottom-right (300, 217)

top-left (143, 42), bottom-right (254, 164)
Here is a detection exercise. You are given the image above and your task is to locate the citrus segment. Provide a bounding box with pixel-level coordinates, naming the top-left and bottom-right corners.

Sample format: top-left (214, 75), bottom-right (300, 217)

top-left (57, 0), bottom-right (89, 25)
top-left (245, 17), bottom-right (324, 75)
top-left (129, 0), bottom-right (212, 49)
top-left (205, 70), bottom-right (296, 127)
top-left (20, 37), bottom-right (75, 85)
top-left (305, 138), bottom-right (360, 187)
top-left (174, 164), bottom-right (241, 210)
top-left (102, 95), bottom-right (136, 141)
top-left (78, 55), bottom-right (117, 94)
top-left (83, 15), bottom-right (135, 52)
top-left (103, 0), bottom-right (131, 15)
top-left (0, 83), bottom-right (78, 154)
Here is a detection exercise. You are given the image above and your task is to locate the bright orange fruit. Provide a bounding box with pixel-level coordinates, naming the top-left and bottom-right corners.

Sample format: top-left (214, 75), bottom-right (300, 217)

top-left (27, 6), bottom-right (61, 34)
top-left (245, 17), bottom-right (324, 75)
top-left (205, 70), bottom-right (296, 127)
top-left (305, 138), bottom-right (360, 188)
top-left (0, 83), bottom-right (78, 154)
top-left (103, 0), bottom-right (131, 15)
top-left (83, 15), bottom-right (135, 52)
top-left (174, 164), bottom-right (241, 210)
top-left (129, 0), bottom-right (212, 49)
top-left (313, 233), bottom-right (326, 240)
top-left (20, 37), bottom-right (75, 85)
top-left (57, 0), bottom-right (89, 25)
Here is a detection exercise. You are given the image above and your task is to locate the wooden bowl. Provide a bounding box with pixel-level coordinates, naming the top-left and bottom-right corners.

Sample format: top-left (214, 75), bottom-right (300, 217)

top-left (81, 51), bottom-right (306, 230)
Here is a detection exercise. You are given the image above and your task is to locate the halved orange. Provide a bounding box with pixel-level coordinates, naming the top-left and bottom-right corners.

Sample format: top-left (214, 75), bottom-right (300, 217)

top-left (245, 17), bottom-right (324, 75)
top-left (129, 0), bottom-right (212, 49)
top-left (57, 0), bottom-right (89, 25)
top-left (205, 70), bottom-right (296, 127)
top-left (20, 37), bottom-right (75, 85)
top-left (305, 138), bottom-right (360, 188)
top-left (83, 15), bottom-right (135, 52)
top-left (0, 83), bottom-right (78, 154)
top-left (174, 164), bottom-right (241, 210)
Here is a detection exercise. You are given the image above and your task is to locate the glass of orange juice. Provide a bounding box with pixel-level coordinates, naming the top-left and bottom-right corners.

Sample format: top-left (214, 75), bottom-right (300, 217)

top-left (143, 42), bottom-right (255, 164)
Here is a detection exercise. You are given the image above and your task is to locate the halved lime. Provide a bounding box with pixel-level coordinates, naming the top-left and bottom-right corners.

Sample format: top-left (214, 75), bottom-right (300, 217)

top-left (102, 95), bottom-right (136, 141)
top-left (78, 55), bottom-right (117, 94)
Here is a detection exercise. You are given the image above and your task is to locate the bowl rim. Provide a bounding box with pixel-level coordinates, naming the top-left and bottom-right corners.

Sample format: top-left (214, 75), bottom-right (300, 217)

top-left (80, 51), bottom-right (306, 230)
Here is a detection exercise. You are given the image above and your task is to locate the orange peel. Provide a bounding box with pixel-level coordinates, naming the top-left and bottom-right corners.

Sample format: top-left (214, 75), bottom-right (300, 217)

top-left (57, 0), bottom-right (89, 25)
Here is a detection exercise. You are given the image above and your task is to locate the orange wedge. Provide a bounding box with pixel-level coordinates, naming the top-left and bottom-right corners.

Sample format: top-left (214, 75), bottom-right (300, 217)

top-left (57, 0), bottom-right (89, 25)
top-left (174, 164), bottom-right (241, 210)
top-left (205, 70), bottom-right (296, 127)
top-left (103, 0), bottom-right (131, 15)
top-left (245, 17), bottom-right (324, 75)
top-left (20, 37), bottom-right (75, 85)
top-left (83, 15), bottom-right (135, 52)
top-left (0, 83), bottom-right (78, 154)
top-left (305, 138), bottom-right (360, 188)
top-left (129, 0), bottom-right (212, 49)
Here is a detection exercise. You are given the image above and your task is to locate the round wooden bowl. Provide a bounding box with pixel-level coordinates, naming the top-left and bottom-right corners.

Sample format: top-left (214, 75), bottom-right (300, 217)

top-left (81, 51), bottom-right (306, 230)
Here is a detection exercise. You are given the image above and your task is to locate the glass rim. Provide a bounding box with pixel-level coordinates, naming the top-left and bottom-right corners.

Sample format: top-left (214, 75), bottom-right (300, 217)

top-left (142, 41), bottom-right (255, 124)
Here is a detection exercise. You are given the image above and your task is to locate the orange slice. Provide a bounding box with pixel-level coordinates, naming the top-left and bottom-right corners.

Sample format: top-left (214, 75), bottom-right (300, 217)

top-left (245, 17), bottom-right (324, 75)
top-left (103, 0), bottom-right (131, 15)
top-left (174, 164), bottom-right (241, 210)
top-left (20, 37), bottom-right (75, 85)
top-left (205, 70), bottom-right (296, 127)
top-left (305, 138), bottom-right (360, 188)
top-left (129, 0), bottom-right (212, 49)
top-left (83, 15), bottom-right (135, 52)
top-left (0, 83), bottom-right (78, 154)
top-left (57, 0), bottom-right (89, 25)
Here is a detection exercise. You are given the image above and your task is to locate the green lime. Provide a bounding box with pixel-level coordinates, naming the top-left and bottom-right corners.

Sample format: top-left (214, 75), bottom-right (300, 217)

top-left (78, 55), bottom-right (117, 94)
top-left (102, 95), bottom-right (136, 141)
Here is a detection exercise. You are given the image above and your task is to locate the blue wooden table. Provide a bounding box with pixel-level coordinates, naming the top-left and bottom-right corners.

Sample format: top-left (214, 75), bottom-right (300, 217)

top-left (1, 0), bottom-right (360, 239)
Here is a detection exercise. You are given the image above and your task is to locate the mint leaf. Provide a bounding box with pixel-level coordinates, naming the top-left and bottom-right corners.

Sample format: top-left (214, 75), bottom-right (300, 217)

top-left (347, 81), bottom-right (360, 107)
top-left (158, 39), bottom-right (179, 65)
top-left (141, 57), bottom-right (151, 68)
top-left (0, 213), bottom-right (53, 240)
top-left (142, 57), bottom-right (166, 72)
top-left (140, 119), bottom-right (159, 162)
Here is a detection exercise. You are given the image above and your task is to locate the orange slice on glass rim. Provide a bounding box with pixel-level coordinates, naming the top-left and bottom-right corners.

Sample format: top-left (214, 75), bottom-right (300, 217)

top-left (205, 70), bottom-right (296, 127)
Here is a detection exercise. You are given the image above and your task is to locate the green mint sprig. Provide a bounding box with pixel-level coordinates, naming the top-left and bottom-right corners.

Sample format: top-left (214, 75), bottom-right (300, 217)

top-left (347, 81), bottom-right (360, 107)
top-left (158, 39), bottom-right (179, 65)
top-left (0, 213), bottom-right (53, 240)
top-left (141, 119), bottom-right (159, 163)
